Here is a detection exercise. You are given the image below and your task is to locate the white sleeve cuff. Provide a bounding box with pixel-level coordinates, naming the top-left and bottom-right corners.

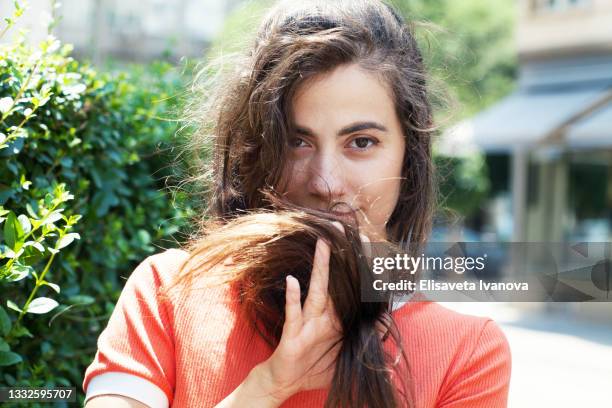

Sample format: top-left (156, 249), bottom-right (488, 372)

top-left (85, 371), bottom-right (169, 408)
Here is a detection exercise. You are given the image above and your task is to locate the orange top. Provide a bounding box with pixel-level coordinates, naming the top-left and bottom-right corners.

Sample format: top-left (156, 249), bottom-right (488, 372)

top-left (82, 248), bottom-right (511, 407)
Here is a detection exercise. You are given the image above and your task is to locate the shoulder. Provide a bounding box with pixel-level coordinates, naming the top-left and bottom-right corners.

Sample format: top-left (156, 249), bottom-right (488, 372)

top-left (141, 247), bottom-right (190, 277)
top-left (124, 248), bottom-right (191, 289)
top-left (126, 248), bottom-right (239, 313)
top-left (82, 249), bottom-right (190, 405)
top-left (393, 295), bottom-right (510, 354)
top-left (392, 297), bottom-right (511, 406)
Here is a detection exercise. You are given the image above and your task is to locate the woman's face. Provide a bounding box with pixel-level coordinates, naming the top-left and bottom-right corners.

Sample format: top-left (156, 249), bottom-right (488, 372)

top-left (280, 63), bottom-right (405, 240)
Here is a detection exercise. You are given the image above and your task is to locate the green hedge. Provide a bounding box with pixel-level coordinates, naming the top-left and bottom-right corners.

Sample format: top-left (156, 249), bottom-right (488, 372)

top-left (0, 5), bottom-right (195, 406)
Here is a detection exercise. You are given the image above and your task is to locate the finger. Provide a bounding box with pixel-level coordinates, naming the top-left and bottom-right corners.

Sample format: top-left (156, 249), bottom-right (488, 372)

top-left (303, 238), bottom-right (331, 319)
top-left (332, 218), bottom-right (369, 257)
top-left (283, 275), bottom-right (303, 338)
top-left (331, 221), bottom-right (345, 235)
top-left (332, 220), bottom-right (367, 252)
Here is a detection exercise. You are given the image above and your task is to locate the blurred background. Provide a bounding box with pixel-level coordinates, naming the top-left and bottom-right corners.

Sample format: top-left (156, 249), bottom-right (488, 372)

top-left (0, 0), bottom-right (610, 406)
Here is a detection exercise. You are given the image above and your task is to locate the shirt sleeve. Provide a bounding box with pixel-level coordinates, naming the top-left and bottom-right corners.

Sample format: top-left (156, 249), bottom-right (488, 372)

top-left (82, 252), bottom-right (177, 407)
top-left (436, 320), bottom-right (512, 408)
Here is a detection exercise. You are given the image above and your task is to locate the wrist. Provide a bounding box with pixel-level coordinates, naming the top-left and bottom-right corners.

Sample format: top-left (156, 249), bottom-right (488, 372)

top-left (215, 362), bottom-right (291, 408)
top-left (248, 362), bottom-right (294, 406)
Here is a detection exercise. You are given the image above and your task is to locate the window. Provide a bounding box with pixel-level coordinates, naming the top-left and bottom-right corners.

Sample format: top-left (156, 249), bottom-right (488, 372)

top-left (531, 0), bottom-right (591, 13)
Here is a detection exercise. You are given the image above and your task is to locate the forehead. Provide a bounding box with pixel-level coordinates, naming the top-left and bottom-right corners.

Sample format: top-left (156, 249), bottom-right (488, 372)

top-left (291, 63), bottom-right (398, 129)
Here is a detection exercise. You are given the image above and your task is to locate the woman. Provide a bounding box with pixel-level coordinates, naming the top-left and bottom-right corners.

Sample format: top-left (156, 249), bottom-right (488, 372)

top-left (82, 0), bottom-right (511, 407)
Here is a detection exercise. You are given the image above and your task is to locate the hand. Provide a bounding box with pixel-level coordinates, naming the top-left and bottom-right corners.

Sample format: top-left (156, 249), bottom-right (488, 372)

top-left (218, 223), bottom-right (374, 408)
top-left (257, 236), bottom-right (342, 402)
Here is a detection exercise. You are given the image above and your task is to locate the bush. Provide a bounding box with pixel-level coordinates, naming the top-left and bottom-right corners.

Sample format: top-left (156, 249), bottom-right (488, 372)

top-left (0, 3), bottom-right (193, 406)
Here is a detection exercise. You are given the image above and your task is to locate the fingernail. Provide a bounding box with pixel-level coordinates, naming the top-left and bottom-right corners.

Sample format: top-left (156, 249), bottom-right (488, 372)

top-left (331, 221), bottom-right (345, 233)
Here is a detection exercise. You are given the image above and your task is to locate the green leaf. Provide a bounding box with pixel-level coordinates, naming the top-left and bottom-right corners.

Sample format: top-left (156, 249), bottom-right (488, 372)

top-left (19, 174), bottom-right (31, 190)
top-left (30, 218), bottom-right (41, 230)
top-left (42, 211), bottom-right (63, 225)
top-left (25, 297), bottom-right (59, 314)
top-left (6, 300), bottom-right (23, 314)
top-left (137, 229), bottom-right (151, 245)
top-left (17, 214), bottom-right (31, 234)
top-left (10, 325), bottom-right (33, 339)
top-left (0, 244), bottom-right (15, 259)
top-left (0, 306), bottom-right (11, 336)
top-left (41, 281), bottom-right (60, 294)
top-left (0, 338), bottom-right (9, 352)
top-left (0, 97), bottom-right (14, 114)
top-left (67, 295), bottom-right (95, 305)
top-left (67, 214), bottom-right (82, 225)
top-left (0, 187), bottom-right (16, 206)
top-left (3, 211), bottom-right (23, 250)
top-left (4, 373), bottom-right (16, 386)
top-left (7, 263), bottom-right (32, 282)
top-left (0, 351), bottom-right (22, 367)
top-left (26, 202), bottom-right (39, 219)
top-left (68, 137), bottom-right (81, 147)
top-left (23, 241), bottom-right (44, 252)
top-left (57, 232), bottom-right (80, 249)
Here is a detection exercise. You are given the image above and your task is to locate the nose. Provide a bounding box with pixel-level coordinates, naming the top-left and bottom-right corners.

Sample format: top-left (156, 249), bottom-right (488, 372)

top-left (307, 152), bottom-right (347, 202)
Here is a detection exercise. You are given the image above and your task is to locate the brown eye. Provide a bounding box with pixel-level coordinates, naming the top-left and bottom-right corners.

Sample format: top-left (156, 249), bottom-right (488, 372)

top-left (350, 137), bottom-right (377, 150)
top-left (290, 137), bottom-right (307, 148)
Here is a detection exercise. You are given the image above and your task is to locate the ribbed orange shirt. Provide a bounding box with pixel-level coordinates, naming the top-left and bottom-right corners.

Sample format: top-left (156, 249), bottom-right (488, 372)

top-left (82, 248), bottom-right (511, 407)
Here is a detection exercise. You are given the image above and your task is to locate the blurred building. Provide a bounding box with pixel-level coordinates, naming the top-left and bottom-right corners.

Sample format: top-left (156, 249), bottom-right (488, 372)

top-left (444, 0), bottom-right (612, 322)
top-left (452, 0), bottom-right (612, 244)
top-left (6, 0), bottom-right (242, 63)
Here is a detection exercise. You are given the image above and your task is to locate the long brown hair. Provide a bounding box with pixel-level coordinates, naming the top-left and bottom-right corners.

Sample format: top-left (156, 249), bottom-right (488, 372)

top-left (172, 0), bottom-right (438, 406)
top-left (161, 198), bottom-right (415, 407)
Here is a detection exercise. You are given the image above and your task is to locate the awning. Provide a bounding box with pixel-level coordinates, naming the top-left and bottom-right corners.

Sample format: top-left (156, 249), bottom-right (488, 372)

top-left (468, 86), bottom-right (610, 152)
top-left (436, 56), bottom-right (612, 155)
top-left (565, 102), bottom-right (612, 148)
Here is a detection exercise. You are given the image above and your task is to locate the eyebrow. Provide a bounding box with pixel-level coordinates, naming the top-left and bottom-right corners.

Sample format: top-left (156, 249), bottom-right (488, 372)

top-left (294, 121), bottom-right (388, 137)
